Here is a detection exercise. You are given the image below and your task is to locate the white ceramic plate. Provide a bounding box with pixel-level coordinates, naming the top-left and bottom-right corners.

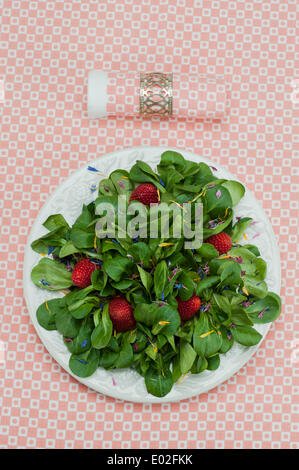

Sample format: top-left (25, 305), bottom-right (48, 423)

top-left (23, 146), bottom-right (281, 403)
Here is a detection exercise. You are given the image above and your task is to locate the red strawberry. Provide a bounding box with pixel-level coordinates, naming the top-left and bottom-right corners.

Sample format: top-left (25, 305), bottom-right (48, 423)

top-left (205, 232), bottom-right (232, 255)
top-left (72, 258), bottom-right (99, 288)
top-left (129, 183), bottom-right (159, 206)
top-left (177, 295), bottom-right (201, 321)
top-left (109, 297), bottom-right (136, 332)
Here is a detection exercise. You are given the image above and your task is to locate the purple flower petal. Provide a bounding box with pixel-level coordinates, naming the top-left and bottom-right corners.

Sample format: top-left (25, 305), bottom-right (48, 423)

top-left (258, 307), bottom-right (269, 319)
top-left (208, 219), bottom-right (217, 226)
top-left (216, 189), bottom-right (222, 199)
top-left (169, 267), bottom-right (179, 280)
top-left (203, 263), bottom-right (210, 274)
top-left (99, 183), bottom-right (109, 193)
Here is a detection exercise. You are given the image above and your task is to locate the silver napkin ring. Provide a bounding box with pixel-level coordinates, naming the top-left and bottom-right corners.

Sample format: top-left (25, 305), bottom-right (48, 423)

top-left (139, 72), bottom-right (173, 116)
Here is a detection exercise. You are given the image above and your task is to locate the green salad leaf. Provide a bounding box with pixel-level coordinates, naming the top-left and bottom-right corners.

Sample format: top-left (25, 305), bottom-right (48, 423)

top-left (31, 257), bottom-right (73, 290)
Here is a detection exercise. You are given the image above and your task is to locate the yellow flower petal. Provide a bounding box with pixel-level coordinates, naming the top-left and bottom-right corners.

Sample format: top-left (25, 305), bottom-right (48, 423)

top-left (177, 373), bottom-right (188, 384)
top-left (199, 330), bottom-right (214, 338)
top-left (242, 286), bottom-right (249, 296)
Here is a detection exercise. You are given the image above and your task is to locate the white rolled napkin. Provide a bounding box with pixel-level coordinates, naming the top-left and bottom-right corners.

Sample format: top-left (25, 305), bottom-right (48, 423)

top-left (87, 70), bottom-right (227, 120)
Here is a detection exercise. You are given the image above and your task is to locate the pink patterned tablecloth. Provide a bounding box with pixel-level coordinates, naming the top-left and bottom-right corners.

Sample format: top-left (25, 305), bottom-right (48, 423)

top-left (0, 0), bottom-right (298, 449)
